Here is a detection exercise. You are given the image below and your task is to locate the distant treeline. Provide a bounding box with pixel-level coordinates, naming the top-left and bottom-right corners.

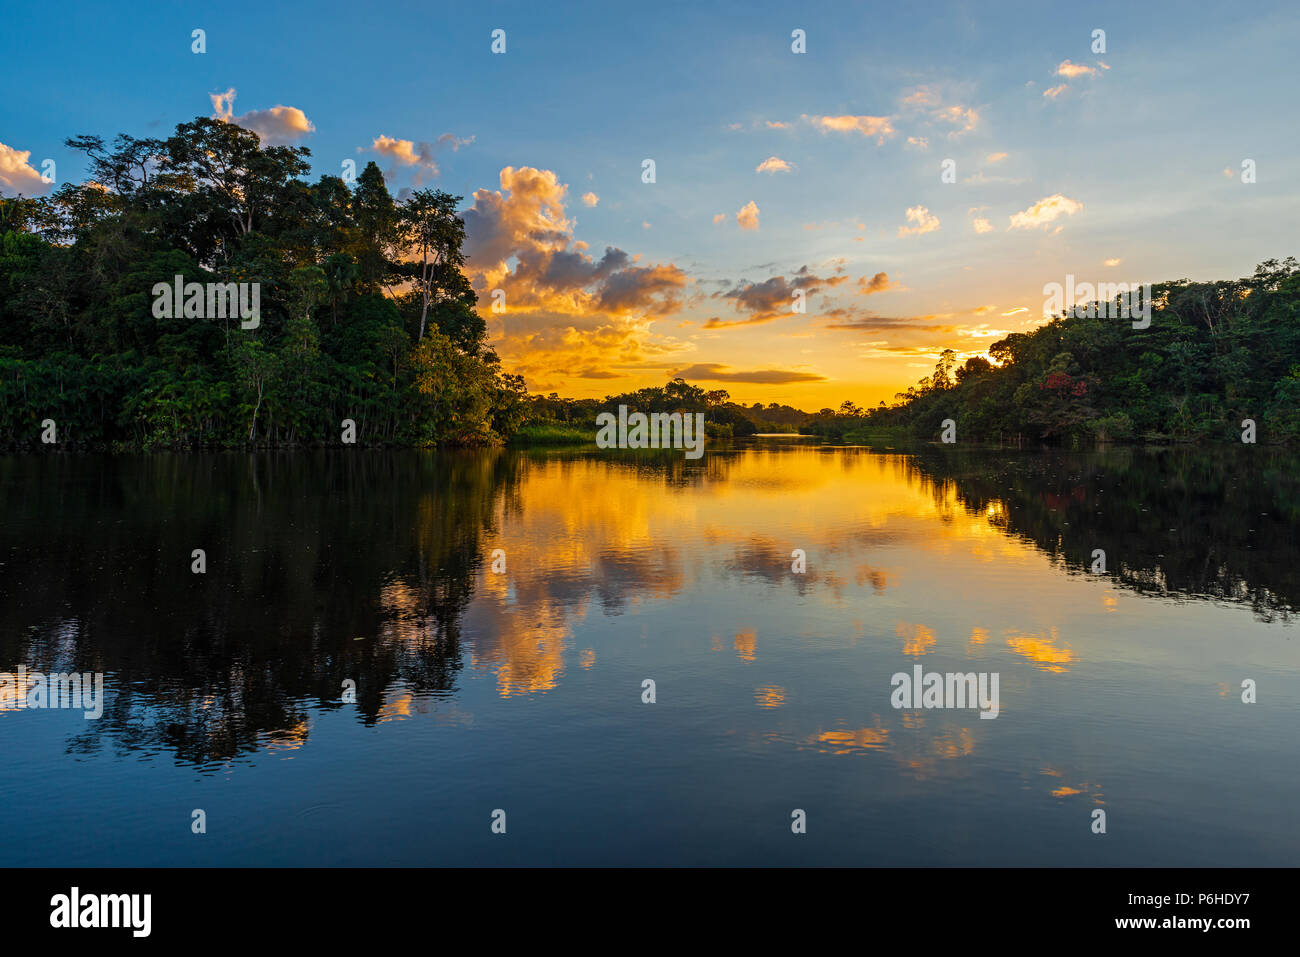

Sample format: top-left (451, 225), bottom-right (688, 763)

top-left (802, 259), bottom-right (1300, 445)
top-left (0, 115), bottom-right (865, 450)
top-left (518, 383), bottom-right (812, 441)
top-left (5, 117), bottom-right (1294, 450)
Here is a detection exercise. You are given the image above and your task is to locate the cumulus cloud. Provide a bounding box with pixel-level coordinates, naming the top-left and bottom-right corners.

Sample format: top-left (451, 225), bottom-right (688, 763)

top-left (370, 132), bottom-right (473, 183)
top-left (1042, 84), bottom-right (1069, 99)
top-left (803, 114), bottom-right (896, 143)
top-left (972, 217), bottom-right (994, 234)
top-left (857, 272), bottom-right (898, 295)
top-left (581, 191), bottom-right (599, 206)
top-left (898, 205), bottom-right (940, 237)
top-left (1008, 194), bottom-right (1083, 230)
top-left (460, 166), bottom-right (692, 387)
top-left (373, 135), bottom-right (437, 173)
top-left (756, 156), bottom-right (793, 174)
top-left (736, 200), bottom-right (760, 231)
top-left (0, 142), bottom-right (51, 196)
top-left (707, 265), bottom-right (848, 328)
top-left (210, 88), bottom-right (314, 145)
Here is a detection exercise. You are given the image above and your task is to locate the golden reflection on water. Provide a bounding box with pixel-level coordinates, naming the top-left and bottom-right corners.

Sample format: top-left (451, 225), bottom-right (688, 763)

top-left (127, 448), bottom-right (1092, 786)
top-left (1005, 626), bottom-right (1076, 673)
top-left (442, 448), bottom-right (1098, 792)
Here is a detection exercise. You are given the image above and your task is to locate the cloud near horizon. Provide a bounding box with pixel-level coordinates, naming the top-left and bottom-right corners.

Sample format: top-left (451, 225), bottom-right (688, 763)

top-left (668, 362), bottom-right (827, 384)
top-left (461, 165), bottom-right (693, 389)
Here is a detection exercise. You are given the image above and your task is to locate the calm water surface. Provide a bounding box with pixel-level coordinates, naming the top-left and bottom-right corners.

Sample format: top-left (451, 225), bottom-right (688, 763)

top-left (1, 443), bottom-right (1297, 865)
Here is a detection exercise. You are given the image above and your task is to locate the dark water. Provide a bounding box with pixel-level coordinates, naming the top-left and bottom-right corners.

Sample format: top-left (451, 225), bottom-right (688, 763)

top-left (1, 442), bottom-right (1297, 866)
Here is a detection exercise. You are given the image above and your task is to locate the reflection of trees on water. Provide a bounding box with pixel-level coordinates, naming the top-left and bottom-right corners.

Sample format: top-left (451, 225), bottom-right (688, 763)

top-left (8, 443), bottom-right (1293, 767)
top-left (1, 447), bottom-right (750, 765)
top-left (900, 445), bottom-right (1300, 622)
top-left (0, 451), bottom-right (522, 765)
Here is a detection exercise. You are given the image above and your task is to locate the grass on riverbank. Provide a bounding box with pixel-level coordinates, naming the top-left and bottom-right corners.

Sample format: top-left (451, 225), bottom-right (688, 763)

top-left (509, 423), bottom-right (592, 445)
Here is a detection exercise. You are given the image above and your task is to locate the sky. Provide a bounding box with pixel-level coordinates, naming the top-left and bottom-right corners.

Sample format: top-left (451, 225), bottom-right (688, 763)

top-left (3, 0), bottom-right (1298, 409)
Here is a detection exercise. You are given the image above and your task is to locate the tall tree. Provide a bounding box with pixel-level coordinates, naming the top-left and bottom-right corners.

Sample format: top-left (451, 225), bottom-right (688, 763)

top-left (396, 188), bottom-right (471, 342)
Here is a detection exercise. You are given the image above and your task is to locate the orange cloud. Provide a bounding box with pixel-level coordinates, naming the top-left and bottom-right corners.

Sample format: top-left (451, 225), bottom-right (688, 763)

top-left (461, 166), bottom-right (692, 390)
top-left (858, 272), bottom-right (898, 295)
top-left (803, 113), bottom-right (896, 143)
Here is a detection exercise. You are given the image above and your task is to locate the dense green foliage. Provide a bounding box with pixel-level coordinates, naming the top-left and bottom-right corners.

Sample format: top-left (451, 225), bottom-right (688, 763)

top-left (6, 119), bottom-right (1292, 450)
top-left (516, 377), bottom-right (777, 440)
top-left (804, 259), bottom-right (1300, 445)
top-left (0, 118), bottom-right (529, 449)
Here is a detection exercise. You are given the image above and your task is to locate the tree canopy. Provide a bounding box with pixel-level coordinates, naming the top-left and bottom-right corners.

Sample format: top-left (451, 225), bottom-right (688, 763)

top-left (0, 117), bottom-right (525, 449)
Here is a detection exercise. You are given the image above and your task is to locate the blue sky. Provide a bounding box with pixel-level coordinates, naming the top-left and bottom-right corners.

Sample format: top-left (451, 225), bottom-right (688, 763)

top-left (3, 0), bottom-right (1298, 406)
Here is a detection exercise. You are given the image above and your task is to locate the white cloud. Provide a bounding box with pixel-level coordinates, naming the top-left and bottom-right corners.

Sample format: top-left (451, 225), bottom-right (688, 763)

top-left (0, 142), bottom-right (51, 196)
top-left (803, 114), bottom-right (896, 143)
top-left (898, 205), bottom-right (940, 237)
top-left (756, 156), bottom-right (793, 174)
top-left (210, 88), bottom-right (314, 145)
top-left (1008, 194), bottom-right (1084, 230)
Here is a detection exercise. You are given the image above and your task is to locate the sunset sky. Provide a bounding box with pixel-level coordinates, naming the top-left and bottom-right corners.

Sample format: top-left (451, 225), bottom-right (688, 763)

top-left (3, 0), bottom-right (1298, 409)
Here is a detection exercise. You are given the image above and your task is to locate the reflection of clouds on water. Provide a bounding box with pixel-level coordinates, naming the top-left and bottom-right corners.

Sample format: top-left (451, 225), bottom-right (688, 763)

top-left (1005, 627), bottom-right (1077, 673)
top-left (897, 622), bottom-right (937, 657)
top-left (6, 445), bottom-right (1295, 776)
top-left (1040, 767), bottom-right (1105, 805)
top-left (762, 717), bottom-right (983, 781)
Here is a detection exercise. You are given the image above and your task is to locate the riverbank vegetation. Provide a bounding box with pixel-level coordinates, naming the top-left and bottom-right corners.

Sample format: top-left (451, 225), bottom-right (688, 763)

top-left (3, 117), bottom-right (1294, 449)
top-left (802, 258), bottom-right (1300, 446)
top-left (0, 117), bottom-right (530, 449)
